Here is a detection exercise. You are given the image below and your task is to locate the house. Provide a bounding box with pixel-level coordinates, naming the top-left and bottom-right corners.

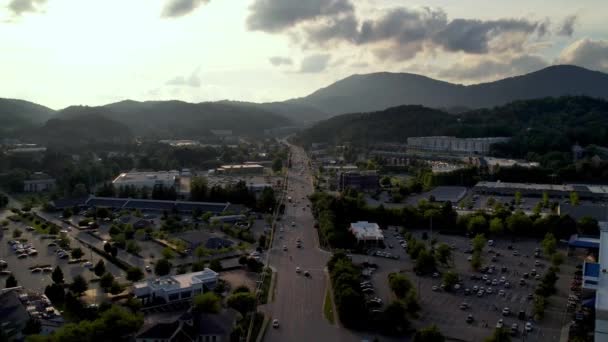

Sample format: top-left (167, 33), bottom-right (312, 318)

top-left (133, 269), bottom-right (219, 304)
top-left (135, 309), bottom-right (239, 342)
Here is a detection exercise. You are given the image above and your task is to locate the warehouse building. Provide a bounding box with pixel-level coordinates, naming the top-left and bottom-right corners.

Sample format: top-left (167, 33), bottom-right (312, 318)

top-left (338, 171), bottom-right (379, 192)
top-left (407, 136), bottom-right (510, 155)
top-left (112, 170), bottom-right (180, 189)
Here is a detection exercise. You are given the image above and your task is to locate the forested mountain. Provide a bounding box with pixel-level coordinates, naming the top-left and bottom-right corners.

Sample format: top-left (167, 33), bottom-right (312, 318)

top-left (287, 65), bottom-right (608, 117)
top-left (218, 100), bottom-right (328, 123)
top-left (297, 96), bottom-right (608, 159)
top-left (0, 98), bottom-right (55, 135)
top-left (58, 100), bottom-right (293, 138)
top-left (24, 114), bottom-right (133, 147)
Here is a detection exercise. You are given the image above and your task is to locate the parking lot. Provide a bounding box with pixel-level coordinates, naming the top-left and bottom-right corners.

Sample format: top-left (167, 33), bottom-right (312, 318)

top-left (0, 213), bottom-right (124, 293)
top-left (349, 228), bottom-right (575, 342)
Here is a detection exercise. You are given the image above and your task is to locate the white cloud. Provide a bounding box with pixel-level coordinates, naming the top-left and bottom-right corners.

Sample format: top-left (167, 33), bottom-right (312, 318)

top-left (558, 39), bottom-right (608, 72)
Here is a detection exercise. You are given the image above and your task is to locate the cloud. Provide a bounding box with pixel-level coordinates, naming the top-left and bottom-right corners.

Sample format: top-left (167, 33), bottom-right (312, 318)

top-left (7, 0), bottom-right (47, 16)
top-left (558, 39), bottom-right (608, 72)
top-left (437, 54), bottom-right (549, 82)
top-left (269, 56), bottom-right (293, 66)
top-left (557, 15), bottom-right (577, 37)
top-left (161, 0), bottom-right (209, 18)
top-left (166, 68), bottom-right (201, 87)
top-left (299, 54), bottom-right (331, 73)
top-left (247, 0), bottom-right (354, 33)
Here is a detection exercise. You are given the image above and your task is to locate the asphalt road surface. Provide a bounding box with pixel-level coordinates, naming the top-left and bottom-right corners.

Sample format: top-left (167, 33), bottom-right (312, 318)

top-left (262, 144), bottom-right (362, 342)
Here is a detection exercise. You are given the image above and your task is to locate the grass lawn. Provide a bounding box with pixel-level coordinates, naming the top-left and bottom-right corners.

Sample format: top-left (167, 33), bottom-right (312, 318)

top-left (323, 286), bottom-right (335, 324)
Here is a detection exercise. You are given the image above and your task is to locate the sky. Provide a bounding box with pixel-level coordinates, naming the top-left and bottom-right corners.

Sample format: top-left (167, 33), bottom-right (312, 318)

top-left (1, 0), bottom-right (607, 109)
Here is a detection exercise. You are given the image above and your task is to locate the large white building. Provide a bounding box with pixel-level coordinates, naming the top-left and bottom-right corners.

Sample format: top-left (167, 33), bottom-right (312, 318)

top-left (407, 136), bottom-right (510, 155)
top-left (133, 269), bottom-right (219, 304)
top-left (112, 171), bottom-right (180, 190)
top-left (349, 221), bottom-right (384, 244)
top-left (582, 223), bottom-right (608, 341)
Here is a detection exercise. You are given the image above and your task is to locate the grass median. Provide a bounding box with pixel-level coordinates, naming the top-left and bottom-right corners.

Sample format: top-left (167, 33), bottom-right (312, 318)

top-left (323, 286), bottom-right (335, 325)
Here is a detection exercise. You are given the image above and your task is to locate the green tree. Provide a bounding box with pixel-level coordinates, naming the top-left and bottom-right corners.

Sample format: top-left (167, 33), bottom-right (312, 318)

top-left (570, 191), bottom-right (580, 206)
top-left (94, 260), bottom-right (106, 277)
top-left (193, 292), bottom-right (221, 313)
top-left (209, 259), bottom-right (222, 272)
top-left (489, 218), bottom-right (504, 235)
top-left (388, 273), bottom-right (413, 299)
top-left (380, 176), bottom-right (392, 187)
top-left (70, 248), bottom-right (83, 260)
top-left (471, 252), bottom-right (482, 271)
top-left (435, 243), bottom-right (452, 265)
top-left (551, 253), bottom-right (565, 267)
top-left (99, 272), bottom-right (114, 291)
top-left (578, 216), bottom-right (599, 235)
top-left (380, 300), bottom-right (409, 335)
top-left (12, 229), bottom-right (22, 238)
top-left (62, 208), bottom-right (73, 219)
top-left (126, 241), bottom-right (141, 255)
top-left (414, 250), bottom-right (436, 274)
top-left (506, 212), bottom-right (533, 234)
top-left (467, 215), bottom-right (487, 234)
top-left (154, 258), bottom-right (172, 276)
top-left (69, 275), bottom-right (88, 295)
top-left (5, 275), bottom-right (17, 288)
top-left (441, 271), bottom-right (459, 290)
top-left (542, 192), bottom-right (550, 208)
top-left (126, 267), bottom-right (144, 282)
top-left (413, 325), bottom-right (445, 342)
top-left (271, 158), bottom-right (283, 173)
top-left (484, 328), bottom-right (512, 342)
top-left (190, 176), bottom-right (209, 201)
top-left (52, 266), bottom-right (64, 284)
top-left (471, 234), bottom-right (487, 252)
top-left (110, 281), bottom-right (123, 295)
top-left (161, 247), bottom-right (175, 260)
top-left (541, 233), bottom-right (557, 256)
top-left (226, 292), bottom-right (256, 315)
top-left (514, 191), bottom-right (522, 205)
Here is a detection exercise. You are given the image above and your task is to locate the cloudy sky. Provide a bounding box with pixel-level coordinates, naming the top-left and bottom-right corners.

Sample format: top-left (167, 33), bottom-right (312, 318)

top-left (1, 0), bottom-right (607, 109)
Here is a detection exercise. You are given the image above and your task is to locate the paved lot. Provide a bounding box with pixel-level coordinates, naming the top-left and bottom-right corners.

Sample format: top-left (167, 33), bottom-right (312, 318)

top-left (354, 229), bottom-right (575, 342)
top-left (0, 211), bottom-right (124, 293)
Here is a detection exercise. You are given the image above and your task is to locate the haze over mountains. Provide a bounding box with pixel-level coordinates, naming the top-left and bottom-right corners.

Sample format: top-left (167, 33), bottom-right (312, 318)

top-left (2, 65), bottom-right (608, 141)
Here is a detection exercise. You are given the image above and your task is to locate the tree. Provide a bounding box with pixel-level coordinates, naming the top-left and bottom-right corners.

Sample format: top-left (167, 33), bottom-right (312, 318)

top-left (257, 187), bottom-right (276, 213)
top-left (551, 253), bottom-right (565, 267)
top-left (110, 246), bottom-right (118, 258)
top-left (193, 292), bottom-right (221, 313)
top-left (578, 216), bottom-right (599, 235)
top-left (542, 192), bottom-right (550, 208)
top-left (388, 273), bottom-right (413, 299)
top-left (161, 247), bottom-right (175, 260)
top-left (380, 176), bottom-right (392, 187)
top-left (484, 328), bottom-right (512, 342)
top-left (541, 233), bottom-right (557, 256)
top-left (100, 272), bottom-right (115, 290)
top-left (226, 292), bottom-right (256, 315)
top-left (70, 248), bottom-right (84, 260)
top-left (467, 215), bottom-right (487, 234)
top-left (414, 250), bottom-right (436, 274)
top-left (471, 234), bottom-right (487, 252)
top-left (471, 252), bottom-right (482, 271)
top-left (380, 300), bottom-right (409, 335)
top-left (435, 243), bottom-right (452, 265)
top-left (209, 259), bottom-right (223, 272)
top-left (190, 177), bottom-right (209, 201)
top-left (5, 275), bottom-right (17, 288)
top-left (52, 266), bottom-right (64, 284)
top-left (103, 242), bottom-right (112, 254)
top-left (23, 318), bottom-right (42, 335)
top-left (413, 325), bottom-right (445, 342)
top-left (570, 191), bottom-right (580, 206)
top-left (126, 241), bottom-right (141, 255)
top-left (506, 212), bottom-right (533, 234)
top-left (62, 208), bottom-right (73, 219)
top-left (514, 191), bottom-right (522, 205)
top-left (154, 258), bottom-right (172, 276)
top-left (126, 267), bottom-right (144, 282)
top-left (442, 271), bottom-right (459, 290)
top-left (110, 281), bottom-right (123, 295)
top-left (69, 275), bottom-right (88, 295)
top-left (12, 229), bottom-right (22, 238)
top-left (271, 158), bottom-right (283, 173)
top-left (94, 260), bottom-right (106, 277)
top-left (489, 218), bottom-right (504, 235)
top-left (44, 283), bottom-right (65, 304)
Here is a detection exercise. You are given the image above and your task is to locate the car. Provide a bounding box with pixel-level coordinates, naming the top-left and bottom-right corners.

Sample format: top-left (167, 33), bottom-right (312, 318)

top-left (504, 282), bottom-right (511, 288)
top-left (58, 253), bottom-right (69, 259)
top-left (534, 260), bottom-right (541, 266)
top-left (502, 307), bottom-right (511, 316)
top-left (530, 269), bottom-right (537, 277)
top-left (486, 287), bottom-right (493, 294)
top-left (433, 272), bottom-right (440, 278)
top-left (362, 288), bottom-right (374, 294)
top-left (486, 279), bottom-right (492, 285)
top-left (83, 262), bottom-right (93, 269)
top-left (467, 255), bottom-right (473, 261)
top-left (145, 265), bottom-right (152, 272)
top-left (473, 285), bottom-right (479, 291)
top-left (499, 289), bottom-right (505, 296)
top-left (491, 279), bottom-right (498, 286)
top-left (0, 260), bottom-right (7, 267)
top-left (535, 274), bottom-right (541, 280)
top-left (488, 240), bottom-right (494, 246)
top-left (464, 288), bottom-right (471, 295)
top-left (519, 279), bottom-right (526, 286)
top-left (477, 290), bottom-right (484, 297)
top-left (26, 226), bottom-right (35, 231)
top-left (296, 267), bottom-right (301, 273)
top-left (17, 254), bottom-right (27, 259)
top-left (272, 319), bottom-right (279, 328)
top-left (31, 268), bottom-right (43, 273)
top-left (28, 249), bottom-right (38, 256)
top-left (0, 270), bottom-right (12, 276)
top-left (527, 293), bottom-right (534, 300)
top-left (432, 286), bottom-right (439, 291)
top-left (466, 314), bottom-right (474, 323)
top-left (491, 256), bottom-right (497, 262)
top-left (518, 311), bottom-right (526, 320)
top-left (482, 275), bottom-right (488, 281)
top-left (47, 242), bottom-right (57, 247)
top-left (511, 323), bottom-right (519, 335)
top-left (282, 245), bottom-right (287, 251)
top-left (459, 303), bottom-right (469, 310)
top-left (496, 319), bottom-right (504, 329)
top-left (525, 322), bottom-right (533, 332)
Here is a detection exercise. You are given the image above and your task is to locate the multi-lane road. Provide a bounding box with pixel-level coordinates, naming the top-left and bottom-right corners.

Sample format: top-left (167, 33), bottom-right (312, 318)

top-left (263, 144), bottom-right (362, 342)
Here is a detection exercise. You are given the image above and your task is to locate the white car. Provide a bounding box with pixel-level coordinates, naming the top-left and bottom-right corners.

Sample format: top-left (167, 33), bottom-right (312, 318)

top-left (42, 267), bottom-right (53, 273)
top-left (496, 319), bottom-right (504, 329)
top-left (296, 267), bottom-right (301, 273)
top-left (272, 319), bottom-right (279, 328)
top-left (525, 322), bottom-right (533, 332)
top-left (31, 268), bottom-right (43, 273)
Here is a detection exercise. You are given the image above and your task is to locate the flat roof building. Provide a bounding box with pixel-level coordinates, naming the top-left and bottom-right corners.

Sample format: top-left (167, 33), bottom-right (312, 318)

top-left (349, 221), bottom-right (384, 244)
top-left (23, 172), bottom-right (55, 193)
top-left (407, 136), bottom-right (510, 155)
top-left (112, 171), bottom-right (180, 189)
top-left (582, 223), bottom-right (608, 341)
top-left (216, 164), bottom-right (265, 176)
top-left (474, 181), bottom-right (608, 200)
top-left (338, 171), bottom-right (379, 192)
top-left (133, 269), bottom-right (218, 304)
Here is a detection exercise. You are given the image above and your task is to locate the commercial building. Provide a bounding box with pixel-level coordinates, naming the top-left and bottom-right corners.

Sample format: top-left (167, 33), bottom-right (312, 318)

top-left (473, 181), bottom-right (608, 200)
top-left (582, 223), bottom-right (608, 341)
top-left (559, 203), bottom-right (608, 222)
top-left (135, 309), bottom-right (238, 342)
top-left (407, 136), bottom-right (510, 155)
top-left (216, 164), bottom-right (264, 176)
top-left (112, 171), bottom-right (180, 190)
top-left (337, 171), bottom-right (379, 192)
top-left (349, 221), bottom-right (384, 245)
top-left (133, 269), bottom-right (219, 304)
top-left (424, 186), bottom-right (468, 203)
top-left (0, 288), bottom-right (64, 340)
top-left (23, 172), bottom-right (56, 192)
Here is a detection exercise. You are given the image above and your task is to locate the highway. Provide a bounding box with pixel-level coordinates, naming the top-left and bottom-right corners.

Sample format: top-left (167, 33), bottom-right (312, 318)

top-left (262, 144), bottom-right (361, 342)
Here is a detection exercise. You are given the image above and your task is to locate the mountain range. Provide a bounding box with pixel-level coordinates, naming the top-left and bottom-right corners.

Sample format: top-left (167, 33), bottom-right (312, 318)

top-left (2, 64), bottom-right (608, 142)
